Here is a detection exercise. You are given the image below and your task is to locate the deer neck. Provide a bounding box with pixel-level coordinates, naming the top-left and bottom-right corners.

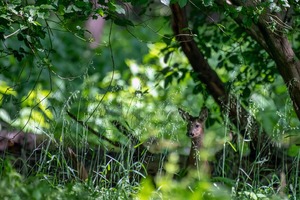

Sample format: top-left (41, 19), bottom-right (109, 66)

top-left (187, 135), bottom-right (204, 167)
top-left (191, 135), bottom-right (203, 150)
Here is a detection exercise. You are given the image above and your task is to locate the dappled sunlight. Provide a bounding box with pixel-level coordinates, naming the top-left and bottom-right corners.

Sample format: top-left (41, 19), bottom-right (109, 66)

top-left (0, 0), bottom-right (299, 199)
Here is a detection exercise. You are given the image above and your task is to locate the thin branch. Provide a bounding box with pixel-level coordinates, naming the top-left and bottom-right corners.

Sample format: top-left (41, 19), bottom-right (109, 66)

top-left (170, 3), bottom-right (279, 162)
top-left (66, 111), bottom-right (121, 147)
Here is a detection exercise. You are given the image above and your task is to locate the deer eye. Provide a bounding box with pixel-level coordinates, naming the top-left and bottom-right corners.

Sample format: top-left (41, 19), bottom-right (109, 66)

top-left (195, 124), bottom-right (200, 128)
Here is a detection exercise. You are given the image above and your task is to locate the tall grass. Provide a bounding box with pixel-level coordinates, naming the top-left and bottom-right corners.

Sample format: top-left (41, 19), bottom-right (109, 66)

top-left (0, 109), bottom-right (299, 199)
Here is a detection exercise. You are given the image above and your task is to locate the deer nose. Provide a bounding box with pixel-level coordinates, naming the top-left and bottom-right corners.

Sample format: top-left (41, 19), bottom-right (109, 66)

top-left (187, 132), bottom-right (194, 137)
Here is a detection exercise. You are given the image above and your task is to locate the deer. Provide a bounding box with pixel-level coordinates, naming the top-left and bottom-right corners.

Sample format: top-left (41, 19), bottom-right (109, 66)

top-left (178, 107), bottom-right (211, 176)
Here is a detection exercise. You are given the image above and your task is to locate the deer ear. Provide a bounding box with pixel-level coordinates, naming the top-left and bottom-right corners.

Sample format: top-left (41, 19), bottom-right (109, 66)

top-left (199, 107), bottom-right (208, 121)
top-left (178, 108), bottom-right (192, 121)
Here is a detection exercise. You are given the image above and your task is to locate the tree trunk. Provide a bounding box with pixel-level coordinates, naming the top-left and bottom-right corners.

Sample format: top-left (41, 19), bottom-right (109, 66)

top-left (170, 4), bottom-right (259, 140)
top-left (170, 4), bottom-right (287, 167)
top-left (225, 0), bottom-right (300, 120)
top-left (256, 23), bottom-right (300, 120)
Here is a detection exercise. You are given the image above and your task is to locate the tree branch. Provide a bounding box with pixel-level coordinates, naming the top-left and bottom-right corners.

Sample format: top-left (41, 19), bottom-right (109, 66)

top-left (66, 111), bottom-right (121, 147)
top-left (170, 3), bottom-right (275, 161)
top-left (220, 0), bottom-right (300, 119)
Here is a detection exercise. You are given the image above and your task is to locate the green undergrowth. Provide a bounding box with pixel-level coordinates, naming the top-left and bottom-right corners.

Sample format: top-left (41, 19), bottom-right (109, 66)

top-left (0, 148), bottom-right (298, 200)
top-left (0, 159), bottom-right (138, 200)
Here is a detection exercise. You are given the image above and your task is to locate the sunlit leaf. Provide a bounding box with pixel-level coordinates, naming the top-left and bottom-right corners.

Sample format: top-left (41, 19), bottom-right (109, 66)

top-left (160, 0), bottom-right (170, 6)
top-left (0, 81), bottom-right (17, 97)
top-left (202, 0), bottom-right (214, 6)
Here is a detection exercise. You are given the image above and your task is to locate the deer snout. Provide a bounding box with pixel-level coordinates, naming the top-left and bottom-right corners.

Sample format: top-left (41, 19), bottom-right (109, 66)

top-left (187, 129), bottom-right (202, 138)
top-left (187, 131), bottom-right (196, 138)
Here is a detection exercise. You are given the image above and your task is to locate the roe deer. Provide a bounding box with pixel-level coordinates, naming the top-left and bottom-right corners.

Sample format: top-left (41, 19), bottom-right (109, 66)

top-left (178, 107), bottom-right (210, 174)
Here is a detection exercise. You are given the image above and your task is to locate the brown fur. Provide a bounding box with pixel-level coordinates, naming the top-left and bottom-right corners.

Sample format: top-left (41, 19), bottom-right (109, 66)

top-left (179, 107), bottom-right (210, 174)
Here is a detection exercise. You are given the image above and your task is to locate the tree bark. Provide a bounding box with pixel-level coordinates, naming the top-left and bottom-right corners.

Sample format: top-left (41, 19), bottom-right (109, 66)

top-left (170, 3), bottom-right (282, 164)
top-left (260, 27), bottom-right (300, 119)
top-left (170, 4), bottom-right (256, 138)
top-left (171, 1), bottom-right (300, 134)
top-left (226, 0), bottom-right (300, 120)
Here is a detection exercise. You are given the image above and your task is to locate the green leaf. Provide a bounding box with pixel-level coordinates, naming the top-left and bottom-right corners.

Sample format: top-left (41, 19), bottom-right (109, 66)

top-left (164, 75), bottom-right (173, 88)
top-left (178, 0), bottom-right (188, 7)
top-left (115, 4), bottom-right (126, 15)
top-left (96, 8), bottom-right (105, 17)
top-left (114, 19), bottom-right (134, 27)
top-left (202, 0), bottom-right (214, 6)
top-left (229, 55), bottom-right (239, 64)
top-left (227, 141), bottom-right (237, 152)
top-left (108, 1), bottom-right (117, 11)
top-left (131, 0), bottom-right (148, 6)
top-left (163, 51), bottom-right (172, 63)
top-left (33, 21), bottom-right (42, 26)
top-left (40, 4), bottom-right (55, 10)
top-left (160, 0), bottom-right (170, 6)
top-left (288, 144), bottom-right (300, 157)
top-left (242, 16), bottom-right (253, 27)
top-left (160, 67), bottom-right (171, 75)
top-left (242, 87), bottom-right (251, 99)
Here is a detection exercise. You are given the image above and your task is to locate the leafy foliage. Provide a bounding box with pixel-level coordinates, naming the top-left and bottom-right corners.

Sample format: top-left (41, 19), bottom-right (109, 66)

top-left (0, 0), bottom-right (300, 199)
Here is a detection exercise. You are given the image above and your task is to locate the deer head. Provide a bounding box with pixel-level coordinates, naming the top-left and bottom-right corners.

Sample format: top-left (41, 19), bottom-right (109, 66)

top-left (178, 107), bottom-right (208, 138)
top-left (178, 107), bottom-right (210, 171)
